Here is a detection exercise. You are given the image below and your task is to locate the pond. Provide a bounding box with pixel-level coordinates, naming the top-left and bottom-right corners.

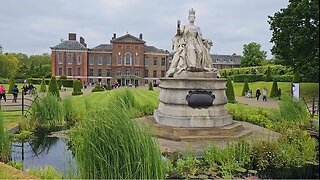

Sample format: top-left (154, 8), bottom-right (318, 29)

top-left (11, 134), bottom-right (76, 176)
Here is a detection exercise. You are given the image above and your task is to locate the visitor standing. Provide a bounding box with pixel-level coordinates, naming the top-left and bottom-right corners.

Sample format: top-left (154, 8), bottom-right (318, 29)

top-left (22, 84), bottom-right (28, 95)
top-left (28, 83), bottom-right (34, 96)
top-left (11, 85), bottom-right (19, 103)
top-left (255, 88), bottom-right (261, 100)
top-left (277, 87), bottom-right (282, 100)
top-left (0, 85), bottom-right (6, 102)
top-left (262, 87), bottom-right (268, 101)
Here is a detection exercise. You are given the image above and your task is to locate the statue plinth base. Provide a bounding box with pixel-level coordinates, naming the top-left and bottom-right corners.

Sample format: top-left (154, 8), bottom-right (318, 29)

top-left (153, 71), bottom-right (252, 141)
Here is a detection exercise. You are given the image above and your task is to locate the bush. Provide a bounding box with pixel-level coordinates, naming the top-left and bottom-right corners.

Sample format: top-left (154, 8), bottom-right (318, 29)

top-left (270, 79), bottom-right (278, 98)
top-left (59, 75), bottom-right (67, 80)
top-left (265, 66), bottom-right (272, 82)
top-left (292, 74), bottom-right (301, 83)
top-left (92, 85), bottom-right (105, 92)
top-left (148, 82), bottom-right (154, 91)
top-left (273, 75), bottom-right (293, 82)
top-left (72, 80), bottom-right (83, 96)
top-left (226, 79), bottom-right (236, 103)
top-left (48, 76), bottom-right (60, 98)
top-left (241, 80), bottom-right (250, 96)
top-left (39, 77), bottom-right (47, 92)
top-left (61, 79), bottom-right (74, 88)
top-left (233, 74), bottom-right (265, 82)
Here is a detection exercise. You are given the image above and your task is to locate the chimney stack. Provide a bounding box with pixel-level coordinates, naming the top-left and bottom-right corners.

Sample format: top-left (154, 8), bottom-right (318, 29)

top-left (112, 33), bottom-right (116, 39)
top-left (139, 33), bottom-right (143, 40)
top-left (69, 33), bottom-right (76, 41)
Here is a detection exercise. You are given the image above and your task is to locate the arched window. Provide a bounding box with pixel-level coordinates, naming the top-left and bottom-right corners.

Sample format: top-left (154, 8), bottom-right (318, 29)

top-left (134, 53), bottom-right (139, 65)
top-left (117, 52), bottom-right (121, 65)
top-left (125, 52), bottom-right (131, 66)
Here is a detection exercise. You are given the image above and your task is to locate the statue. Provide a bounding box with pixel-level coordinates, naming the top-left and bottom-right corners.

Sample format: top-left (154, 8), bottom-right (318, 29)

top-left (166, 9), bottom-right (219, 77)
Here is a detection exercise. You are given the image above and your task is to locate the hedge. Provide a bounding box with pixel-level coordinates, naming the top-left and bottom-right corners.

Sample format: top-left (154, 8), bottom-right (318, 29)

top-left (273, 75), bottom-right (293, 82)
top-left (92, 85), bottom-right (105, 92)
top-left (220, 65), bottom-right (292, 78)
top-left (233, 74), bottom-right (265, 82)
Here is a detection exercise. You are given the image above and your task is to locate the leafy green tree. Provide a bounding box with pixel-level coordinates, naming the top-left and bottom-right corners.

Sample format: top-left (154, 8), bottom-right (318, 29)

top-left (72, 80), bottom-right (83, 96)
top-left (270, 78), bottom-right (279, 98)
top-left (0, 54), bottom-right (19, 78)
top-left (241, 80), bottom-right (250, 96)
top-left (48, 76), bottom-right (60, 98)
top-left (265, 66), bottom-right (272, 82)
top-left (240, 42), bottom-right (267, 67)
top-left (40, 77), bottom-right (47, 92)
top-left (148, 82), bottom-right (154, 91)
top-left (8, 76), bottom-right (15, 93)
top-left (226, 79), bottom-right (236, 103)
top-left (292, 74), bottom-right (301, 83)
top-left (268, 0), bottom-right (319, 82)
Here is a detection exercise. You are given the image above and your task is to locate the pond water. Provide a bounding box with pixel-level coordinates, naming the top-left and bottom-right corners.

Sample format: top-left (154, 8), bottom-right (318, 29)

top-left (11, 135), bottom-right (76, 176)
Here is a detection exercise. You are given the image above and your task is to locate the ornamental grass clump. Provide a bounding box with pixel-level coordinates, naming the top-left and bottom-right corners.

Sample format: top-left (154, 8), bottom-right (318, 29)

top-left (279, 94), bottom-right (309, 124)
top-left (0, 112), bottom-right (11, 163)
top-left (69, 89), bottom-right (164, 179)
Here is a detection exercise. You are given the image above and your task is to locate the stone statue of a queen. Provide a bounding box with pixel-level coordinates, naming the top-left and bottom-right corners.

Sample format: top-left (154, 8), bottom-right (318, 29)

top-left (166, 9), bottom-right (219, 77)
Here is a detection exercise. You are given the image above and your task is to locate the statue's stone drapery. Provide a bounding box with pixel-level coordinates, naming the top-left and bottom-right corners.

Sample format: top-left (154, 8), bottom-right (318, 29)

top-left (166, 9), bottom-right (218, 77)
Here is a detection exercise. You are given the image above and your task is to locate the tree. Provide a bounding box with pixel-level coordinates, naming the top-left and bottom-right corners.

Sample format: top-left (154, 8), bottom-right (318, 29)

top-left (240, 42), bottom-right (267, 67)
top-left (226, 79), bottom-right (236, 103)
top-left (270, 78), bottom-right (278, 98)
top-left (148, 82), bottom-right (153, 91)
top-left (268, 0), bottom-right (319, 82)
top-left (40, 77), bottom-right (47, 92)
top-left (48, 76), bottom-right (60, 98)
top-left (8, 76), bottom-right (15, 93)
top-left (72, 80), bottom-right (83, 96)
top-left (241, 80), bottom-right (250, 96)
top-left (265, 66), bottom-right (272, 82)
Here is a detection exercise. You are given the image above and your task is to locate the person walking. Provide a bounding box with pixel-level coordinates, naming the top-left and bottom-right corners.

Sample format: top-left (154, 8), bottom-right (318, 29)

top-left (0, 85), bottom-right (6, 102)
top-left (262, 87), bottom-right (268, 102)
top-left (255, 88), bottom-right (261, 100)
top-left (11, 85), bottom-right (19, 103)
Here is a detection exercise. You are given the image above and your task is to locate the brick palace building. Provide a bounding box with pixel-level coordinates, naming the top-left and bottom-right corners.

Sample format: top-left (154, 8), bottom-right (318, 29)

top-left (50, 33), bottom-right (240, 86)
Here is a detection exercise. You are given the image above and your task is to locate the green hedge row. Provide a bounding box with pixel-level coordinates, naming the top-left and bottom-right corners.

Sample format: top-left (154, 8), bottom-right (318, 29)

top-left (233, 74), bottom-right (265, 82)
top-left (220, 65), bottom-right (292, 78)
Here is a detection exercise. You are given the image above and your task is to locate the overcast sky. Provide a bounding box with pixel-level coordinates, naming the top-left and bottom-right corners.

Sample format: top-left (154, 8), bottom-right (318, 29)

top-left (0, 0), bottom-right (288, 58)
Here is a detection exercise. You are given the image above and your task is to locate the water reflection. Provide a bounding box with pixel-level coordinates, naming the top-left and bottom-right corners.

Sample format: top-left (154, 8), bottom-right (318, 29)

top-left (11, 135), bottom-right (76, 176)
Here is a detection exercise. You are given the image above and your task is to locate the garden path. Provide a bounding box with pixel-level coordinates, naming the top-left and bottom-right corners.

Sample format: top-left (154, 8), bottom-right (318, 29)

top-left (236, 96), bottom-right (279, 109)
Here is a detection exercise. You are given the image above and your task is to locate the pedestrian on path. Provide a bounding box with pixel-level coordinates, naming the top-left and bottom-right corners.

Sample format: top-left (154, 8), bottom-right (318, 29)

top-left (255, 88), bottom-right (261, 100)
top-left (277, 88), bottom-right (282, 100)
top-left (262, 87), bottom-right (268, 101)
top-left (0, 85), bottom-right (6, 102)
top-left (11, 85), bottom-right (19, 103)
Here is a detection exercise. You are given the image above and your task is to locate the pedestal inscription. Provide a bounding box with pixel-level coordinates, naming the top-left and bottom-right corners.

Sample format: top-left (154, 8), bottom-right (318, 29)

top-left (186, 91), bottom-right (214, 109)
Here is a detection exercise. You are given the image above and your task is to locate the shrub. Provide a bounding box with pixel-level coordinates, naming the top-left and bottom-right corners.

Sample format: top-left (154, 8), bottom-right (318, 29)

top-left (39, 77), bottom-right (47, 92)
top-left (61, 79), bottom-right (74, 88)
top-left (92, 85), bottom-right (105, 92)
top-left (265, 66), bottom-right (272, 82)
top-left (270, 79), bottom-right (278, 98)
top-left (273, 75), bottom-right (293, 82)
top-left (72, 80), bottom-right (83, 96)
top-left (57, 79), bottom-right (62, 90)
top-left (292, 74), bottom-right (300, 83)
top-left (48, 76), bottom-right (60, 98)
top-left (233, 74), bottom-right (264, 82)
top-left (148, 82), bottom-right (154, 91)
top-left (59, 75), bottom-right (67, 80)
top-left (241, 80), bottom-right (250, 96)
top-left (226, 79), bottom-right (236, 103)
top-left (0, 112), bottom-right (11, 163)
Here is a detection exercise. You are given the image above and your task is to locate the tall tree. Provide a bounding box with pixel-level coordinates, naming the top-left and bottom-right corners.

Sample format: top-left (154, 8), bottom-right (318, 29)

top-left (268, 0), bottom-right (319, 82)
top-left (240, 42), bottom-right (267, 67)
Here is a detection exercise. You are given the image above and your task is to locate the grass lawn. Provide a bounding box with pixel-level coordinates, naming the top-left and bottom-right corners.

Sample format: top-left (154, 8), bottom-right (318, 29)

top-left (0, 162), bottom-right (37, 179)
top-left (233, 81), bottom-right (319, 100)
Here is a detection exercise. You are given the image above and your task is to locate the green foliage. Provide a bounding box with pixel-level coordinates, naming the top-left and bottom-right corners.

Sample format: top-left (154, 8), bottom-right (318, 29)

top-left (107, 81), bottom-right (111, 90)
top-left (0, 54), bottom-right (19, 78)
top-left (61, 79), bottom-right (74, 88)
top-left (273, 75), bottom-right (293, 82)
top-left (26, 166), bottom-right (62, 179)
top-left (72, 80), bottom-right (83, 96)
top-left (268, 0), bottom-right (319, 82)
top-left (48, 76), bottom-right (60, 98)
top-left (240, 42), bottom-right (267, 67)
top-left (241, 80), bottom-right (250, 96)
top-left (8, 76), bottom-right (15, 93)
top-left (62, 97), bottom-right (77, 123)
top-left (226, 79), bottom-right (236, 103)
top-left (233, 74), bottom-right (265, 82)
top-left (39, 77), bottom-right (47, 92)
top-left (6, 161), bottom-right (23, 171)
top-left (59, 75), bottom-right (67, 80)
top-left (91, 85), bottom-right (105, 92)
top-left (270, 79), bottom-right (278, 98)
top-left (0, 112), bottom-right (11, 163)
top-left (292, 74), bottom-right (300, 83)
top-left (148, 82), bottom-right (153, 91)
top-left (69, 89), bottom-right (164, 179)
top-left (279, 94), bottom-right (310, 123)
top-left (57, 79), bottom-right (62, 90)
top-left (265, 66), bottom-right (272, 82)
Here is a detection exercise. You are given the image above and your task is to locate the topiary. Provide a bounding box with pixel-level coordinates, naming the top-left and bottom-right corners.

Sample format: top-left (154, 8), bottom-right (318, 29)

top-left (39, 77), bottom-right (47, 92)
top-left (270, 78), bottom-right (278, 98)
top-left (72, 80), bottom-right (83, 96)
top-left (241, 79), bottom-right (250, 96)
top-left (265, 66), bottom-right (272, 82)
top-left (48, 76), bottom-right (60, 98)
top-left (148, 82), bottom-right (154, 91)
top-left (92, 85), bottom-right (105, 92)
top-left (226, 79), bottom-right (236, 103)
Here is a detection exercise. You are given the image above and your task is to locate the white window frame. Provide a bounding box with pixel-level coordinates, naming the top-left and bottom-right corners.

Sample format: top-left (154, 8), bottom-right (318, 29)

top-left (98, 56), bottom-right (103, 65)
top-left (125, 52), bottom-right (131, 66)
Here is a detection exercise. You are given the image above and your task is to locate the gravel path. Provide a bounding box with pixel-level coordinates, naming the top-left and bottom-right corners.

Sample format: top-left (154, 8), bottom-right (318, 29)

top-left (236, 96), bottom-right (280, 109)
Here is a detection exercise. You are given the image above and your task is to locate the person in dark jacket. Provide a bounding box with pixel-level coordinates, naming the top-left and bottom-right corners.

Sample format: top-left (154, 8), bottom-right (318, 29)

top-left (11, 85), bottom-right (19, 103)
top-left (256, 88), bottom-right (261, 100)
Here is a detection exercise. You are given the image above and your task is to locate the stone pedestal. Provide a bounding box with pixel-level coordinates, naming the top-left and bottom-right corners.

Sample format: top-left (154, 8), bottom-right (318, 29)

top-left (154, 71), bottom-right (233, 128)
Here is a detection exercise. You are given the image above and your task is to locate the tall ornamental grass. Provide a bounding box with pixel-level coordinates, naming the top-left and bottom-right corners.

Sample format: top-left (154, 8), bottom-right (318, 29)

top-left (279, 94), bottom-right (310, 123)
top-left (69, 89), bottom-right (164, 179)
top-left (0, 112), bottom-right (11, 163)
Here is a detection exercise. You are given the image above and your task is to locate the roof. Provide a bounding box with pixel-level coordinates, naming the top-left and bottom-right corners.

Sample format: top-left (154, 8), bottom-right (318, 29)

top-left (50, 40), bottom-right (88, 50)
top-left (211, 54), bottom-right (241, 64)
top-left (91, 44), bottom-right (112, 52)
top-left (110, 34), bottom-right (146, 44)
top-left (145, 45), bottom-right (168, 54)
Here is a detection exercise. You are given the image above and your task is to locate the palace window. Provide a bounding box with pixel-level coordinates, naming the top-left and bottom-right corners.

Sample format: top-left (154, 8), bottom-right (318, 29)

top-left (58, 68), bottom-right (62, 75)
top-left (135, 70), bottom-right (139, 76)
top-left (77, 68), bottom-right (81, 76)
top-left (77, 55), bottom-right (81, 65)
top-left (89, 56), bottom-right (94, 65)
top-left (144, 57), bottom-right (149, 66)
top-left (68, 68), bottom-right (72, 76)
top-left (134, 53), bottom-right (139, 65)
top-left (68, 54), bottom-right (72, 64)
top-left (106, 69), bottom-right (111, 77)
top-left (117, 53), bottom-right (122, 65)
top-left (106, 55), bottom-right (111, 65)
top-left (58, 54), bottom-right (62, 64)
top-left (161, 70), bottom-right (165, 77)
top-left (98, 69), bottom-right (102, 76)
top-left (153, 70), bottom-right (157, 78)
top-left (153, 57), bottom-right (157, 66)
top-left (98, 56), bottom-right (103, 65)
top-left (144, 70), bottom-right (148, 77)
top-left (161, 58), bottom-right (166, 66)
top-left (89, 69), bottom-right (94, 76)
top-left (125, 53), bottom-right (131, 66)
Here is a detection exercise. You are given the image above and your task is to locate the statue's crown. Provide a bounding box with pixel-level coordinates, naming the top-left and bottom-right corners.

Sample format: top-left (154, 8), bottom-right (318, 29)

top-left (189, 8), bottom-right (195, 16)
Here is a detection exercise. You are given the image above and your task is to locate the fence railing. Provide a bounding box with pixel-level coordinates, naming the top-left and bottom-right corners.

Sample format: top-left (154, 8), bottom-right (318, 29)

top-left (302, 94), bottom-right (319, 118)
top-left (0, 92), bottom-right (36, 117)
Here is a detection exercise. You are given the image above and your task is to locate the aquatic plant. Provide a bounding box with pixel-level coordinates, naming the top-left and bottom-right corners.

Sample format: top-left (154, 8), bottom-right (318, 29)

top-left (0, 112), bottom-right (11, 163)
